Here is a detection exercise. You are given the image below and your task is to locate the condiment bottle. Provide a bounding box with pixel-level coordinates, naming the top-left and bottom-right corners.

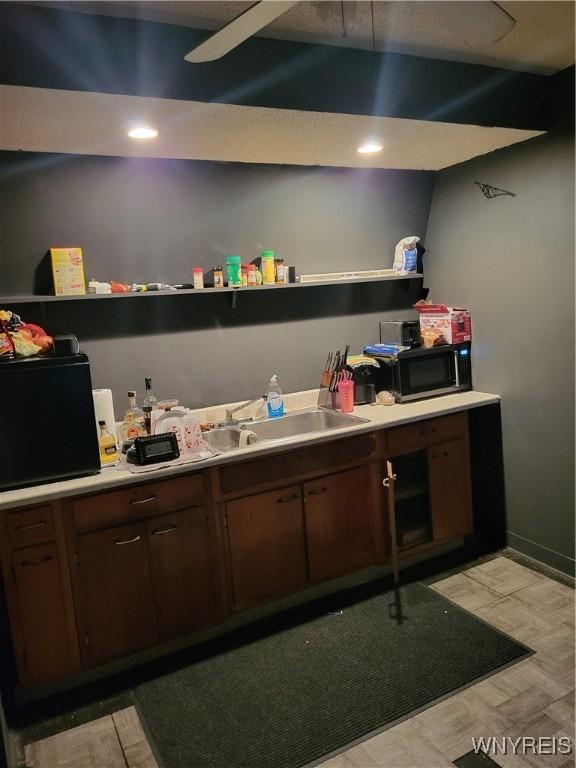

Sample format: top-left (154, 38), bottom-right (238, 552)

top-left (261, 250), bottom-right (275, 285)
top-left (274, 257), bottom-right (285, 284)
top-left (98, 420), bottom-right (119, 465)
top-left (214, 266), bottom-right (224, 288)
top-left (193, 268), bottom-right (204, 289)
top-left (247, 264), bottom-right (257, 286)
top-left (241, 264), bottom-right (248, 287)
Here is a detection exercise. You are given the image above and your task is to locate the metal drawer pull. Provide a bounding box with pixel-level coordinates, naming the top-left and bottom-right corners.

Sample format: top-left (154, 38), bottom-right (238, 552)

top-left (20, 555), bottom-right (53, 567)
top-left (15, 520), bottom-right (48, 532)
top-left (277, 494), bottom-right (298, 504)
top-left (130, 496), bottom-right (156, 505)
top-left (114, 535), bottom-right (141, 546)
top-left (308, 487), bottom-right (327, 496)
top-left (152, 526), bottom-right (178, 536)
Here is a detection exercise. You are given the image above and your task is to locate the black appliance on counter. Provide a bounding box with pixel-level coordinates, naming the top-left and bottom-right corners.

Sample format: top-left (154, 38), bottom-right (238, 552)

top-left (380, 319), bottom-right (421, 348)
top-left (349, 363), bottom-right (380, 405)
top-left (371, 342), bottom-right (472, 403)
top-left (0, 354), bottom-right (100, 491)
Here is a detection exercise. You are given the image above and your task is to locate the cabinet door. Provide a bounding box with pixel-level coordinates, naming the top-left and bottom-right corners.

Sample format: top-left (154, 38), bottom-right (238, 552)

top-left (147, 507), bottom-right (218, 642)
top-left (225, 485), bottom-right (307, 610)
top-left (429, 438), bottom-right (473, 542)
top-left (12, 542), bottom-right (78, 686)
top-left (76, 523), bottom-right (157, 666)
top-left (304, 466), bottom-right (375, 583)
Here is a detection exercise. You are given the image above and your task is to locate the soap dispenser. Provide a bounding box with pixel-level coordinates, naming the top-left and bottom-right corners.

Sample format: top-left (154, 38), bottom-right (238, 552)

top-left (266, 374), bottom-right (284, 419)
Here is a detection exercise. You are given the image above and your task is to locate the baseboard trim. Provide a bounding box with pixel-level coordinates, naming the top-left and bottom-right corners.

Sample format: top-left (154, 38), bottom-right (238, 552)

top-left (507, 532), bottom-right (575, 577)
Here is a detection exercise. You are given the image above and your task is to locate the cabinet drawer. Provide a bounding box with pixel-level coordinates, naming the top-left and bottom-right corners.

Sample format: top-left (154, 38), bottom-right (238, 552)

top-left (6, 506), bottom-right (55, 548)
top-left (386, 412), bottom-right (467, 456)
top-left (72, 473), bottom-right (205, 532)
top-left (219, 434), bottom-right (376, 496)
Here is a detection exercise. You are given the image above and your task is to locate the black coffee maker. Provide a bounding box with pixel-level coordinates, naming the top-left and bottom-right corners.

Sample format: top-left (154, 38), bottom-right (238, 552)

top-left (349, 362), bottom-right (381, 404)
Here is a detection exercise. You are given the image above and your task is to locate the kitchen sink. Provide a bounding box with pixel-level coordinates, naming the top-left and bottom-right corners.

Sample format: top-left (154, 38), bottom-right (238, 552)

top-left (202, 426), bottom-right (244, 452)
top-left (203, 408), bottom-right (369, 452)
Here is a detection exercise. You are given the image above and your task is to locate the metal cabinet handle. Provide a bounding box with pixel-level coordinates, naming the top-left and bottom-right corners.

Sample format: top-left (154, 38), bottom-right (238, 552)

top-left (20, 555), bottom-right (53, 567)
top-left (114, 535), bottom-right (141, 546)
top-left (130, 496), bottom-right (156, 506)
top-left (382, 474), bottom-right (396, 487)
top-left (152, 526), bottom-right (178, 536)
top-left (277, 494), bottom-right (298, 504)
top-left (308, 487), bottom-right (327, 496)
top-left (15, 520), bottom-right (48, 532)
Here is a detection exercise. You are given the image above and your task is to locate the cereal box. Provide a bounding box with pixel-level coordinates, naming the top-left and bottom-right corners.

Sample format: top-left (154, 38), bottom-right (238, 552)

top-left (50, 247), bottom-right (86, 296)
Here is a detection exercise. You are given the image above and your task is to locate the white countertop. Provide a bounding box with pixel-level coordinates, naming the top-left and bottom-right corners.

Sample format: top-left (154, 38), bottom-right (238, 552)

top-left (1, 390), bottom-right (499, 511)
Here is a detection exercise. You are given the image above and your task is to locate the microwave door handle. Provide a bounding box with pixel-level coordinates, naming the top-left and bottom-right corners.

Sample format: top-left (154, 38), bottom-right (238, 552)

top-left (453, 350), bottom-right (460, 386)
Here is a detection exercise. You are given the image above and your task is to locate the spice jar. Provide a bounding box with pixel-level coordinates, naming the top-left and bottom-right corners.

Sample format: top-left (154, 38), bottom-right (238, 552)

top-left (193, 267), bottom-right (204, 289)
top-left (213, 266), bottom-right (224, 288)
top-left (247, 264), bottom-right (257, 286)
top-left (274, 257), bottom-right (285, 284)
top-left (241, 264), bottom-right (248, 287)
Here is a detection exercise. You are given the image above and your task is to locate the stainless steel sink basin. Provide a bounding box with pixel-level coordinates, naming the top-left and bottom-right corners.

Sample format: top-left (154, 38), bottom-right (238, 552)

top-left (204, 408), bottom-right (369, 452)
top-left (202, 426), bottom-right (244, 452)
top-left (248, 408), bottom-right (369, 441)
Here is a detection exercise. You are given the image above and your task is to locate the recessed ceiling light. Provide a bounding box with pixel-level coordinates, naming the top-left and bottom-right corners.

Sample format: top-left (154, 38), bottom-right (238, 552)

top-left (357, 142), bottom-right (383, 155)
top-left (127, 126), bottom-right (158, 139)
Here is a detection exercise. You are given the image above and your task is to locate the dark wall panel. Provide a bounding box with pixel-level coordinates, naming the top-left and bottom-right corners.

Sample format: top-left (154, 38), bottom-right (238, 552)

top-left (424, 69), bottom-right (575, 573)
top-left (0, 151), bottom-right (433, 409)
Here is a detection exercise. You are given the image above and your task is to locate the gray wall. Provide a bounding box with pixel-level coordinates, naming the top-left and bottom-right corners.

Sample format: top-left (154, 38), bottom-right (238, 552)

top-left (0, 151), bottom-right (433, 407)
top-left (425, 127), bottom-right (575, 574)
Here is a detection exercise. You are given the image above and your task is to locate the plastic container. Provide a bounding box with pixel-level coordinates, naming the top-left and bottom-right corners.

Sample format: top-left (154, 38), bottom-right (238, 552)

top-left (338, 379), bottom-right (355, 413)
top-left (275, 257), bottom-right (285, 284)
top-left (246, 264), bottom-right (257, 286)
top-left (266, 373), bottom-right (284, 418)
top-left (226, 255), bottom-right (242, 286)
top-left (193, 268), bottom-right (204, 289)
top-left (261, 251), bottom-right (276, 285)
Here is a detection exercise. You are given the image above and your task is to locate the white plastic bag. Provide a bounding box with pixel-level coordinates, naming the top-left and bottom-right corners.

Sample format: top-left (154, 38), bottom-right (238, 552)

top-left (393, 236), bottom-right (420, 273)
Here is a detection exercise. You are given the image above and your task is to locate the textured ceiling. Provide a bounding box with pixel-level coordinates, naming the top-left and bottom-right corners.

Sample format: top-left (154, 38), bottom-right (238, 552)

top-left (30, 1), bottom-right (575, 74)
top-left (0, 85), bottom-right (543, 170)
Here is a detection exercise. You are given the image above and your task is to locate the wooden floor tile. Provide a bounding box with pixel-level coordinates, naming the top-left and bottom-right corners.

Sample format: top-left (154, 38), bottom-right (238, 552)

top-left (543, 692), bottom-right (576, 733)
top-left (430, 573), bottom-right (502, 611)
top-left (361, 722), bottom-right (456, 767)
top-left (112, 707), bottom-right (158, 768)
top-left (465, 558), bottom-right (546, 596)
top-left (511, 581), bottom-right (575, 625)
top-left (474, 595), bottom-right (553, 646)
top-left (25, 715), bottom-right (126, 768)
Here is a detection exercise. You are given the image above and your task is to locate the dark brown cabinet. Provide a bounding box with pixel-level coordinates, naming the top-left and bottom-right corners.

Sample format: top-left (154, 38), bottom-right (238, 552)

top-left (429, 438), bottom-right (473, 542)
top-left (76, 523), bottom-right (157, 666)
top-left (304, 466), bottom-right (375, 583)
top-left (1, 411), bottom-right (478, 688)
top-left (385, 413), bottom-right (473, 556)
top-left (147, 507), bottom-right (218, 641)
top-left (11, 542), bottom-right (79, 686)
top-left (225, 485), bottom-right (308, 609)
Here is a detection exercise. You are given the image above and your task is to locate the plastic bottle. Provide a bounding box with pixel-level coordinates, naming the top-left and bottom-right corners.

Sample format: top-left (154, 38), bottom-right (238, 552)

top-left (261, 251), bottom-right (276, 285)
top-left (266, 374), bottom-right (284, 419)
top-left (225, 255), bottom-right (242, 286)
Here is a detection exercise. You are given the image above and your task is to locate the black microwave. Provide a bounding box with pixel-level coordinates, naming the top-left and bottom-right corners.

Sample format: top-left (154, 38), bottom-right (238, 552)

top-left (373, 343), bottom-right (472, 402)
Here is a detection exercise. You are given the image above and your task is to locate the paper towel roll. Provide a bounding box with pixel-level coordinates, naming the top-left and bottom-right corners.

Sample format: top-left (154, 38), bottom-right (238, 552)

top-left (92, 389), bottom-right (116, 440)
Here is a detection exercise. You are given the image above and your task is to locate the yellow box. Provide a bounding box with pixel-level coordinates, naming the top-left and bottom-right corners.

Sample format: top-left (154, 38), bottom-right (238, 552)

top-left (49, 247), bottom-right (86, 296)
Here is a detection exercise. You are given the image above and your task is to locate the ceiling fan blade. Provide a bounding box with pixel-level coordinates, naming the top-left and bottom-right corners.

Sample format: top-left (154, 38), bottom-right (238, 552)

top-left (431, 1), bottom-right (516, 48)
top-left (184, 1), bottom-right (299, 63)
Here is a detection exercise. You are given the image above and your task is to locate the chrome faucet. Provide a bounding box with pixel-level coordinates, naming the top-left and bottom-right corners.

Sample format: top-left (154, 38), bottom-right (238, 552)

top-left (219, 394), bottom-right (267, 426)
